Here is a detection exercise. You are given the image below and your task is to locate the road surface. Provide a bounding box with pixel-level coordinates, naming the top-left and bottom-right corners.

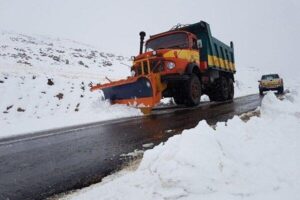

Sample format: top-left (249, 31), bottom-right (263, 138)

top-left (0, 94), bottom-right (262, 200)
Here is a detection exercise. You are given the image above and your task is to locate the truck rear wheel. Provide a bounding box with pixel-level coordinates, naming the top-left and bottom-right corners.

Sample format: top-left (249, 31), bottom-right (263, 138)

top-left (227, 78), bottom-right (234, 100)
top-left (184, 74), bottom-right (201, 106)
top-left (209, 76), bottom-right (229, 101)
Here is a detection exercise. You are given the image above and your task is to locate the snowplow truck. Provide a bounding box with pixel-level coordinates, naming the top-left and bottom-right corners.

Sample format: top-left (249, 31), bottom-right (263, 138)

top-left (91, 21), bottom-right (236, 109)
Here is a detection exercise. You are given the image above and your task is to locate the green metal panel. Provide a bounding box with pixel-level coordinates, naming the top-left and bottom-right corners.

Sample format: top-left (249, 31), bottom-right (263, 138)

top-left (179, 21), bottom-right (235, 69)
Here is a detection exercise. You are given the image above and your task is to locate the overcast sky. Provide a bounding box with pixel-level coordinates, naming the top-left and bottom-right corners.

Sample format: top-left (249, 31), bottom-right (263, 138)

top-left (0, 0), bottom-right (299, 74)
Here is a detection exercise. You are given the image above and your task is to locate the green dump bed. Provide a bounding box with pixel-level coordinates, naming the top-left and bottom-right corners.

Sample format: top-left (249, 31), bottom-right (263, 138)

top-left (180, 21), bottom-right (236, 73)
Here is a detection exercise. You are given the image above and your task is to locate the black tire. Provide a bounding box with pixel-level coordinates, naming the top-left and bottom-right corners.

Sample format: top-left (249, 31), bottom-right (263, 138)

top-left (259, 89), bottom-right (264, 95)
top-left (184, 74), bottom-right (201, 106)
top-left (278, 86), bottom-right (284, 94)
top-left (173, 95), bottom-right (184, 105)
top-left (209, 76), bottom-right (229, 101)
top-left (227, 78), bottom-right (234, 100)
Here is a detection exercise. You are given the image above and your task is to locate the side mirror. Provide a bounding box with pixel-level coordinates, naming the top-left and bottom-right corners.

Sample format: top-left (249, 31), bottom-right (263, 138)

top-left (258, 80), bottom-right (261, 83)
top-left (197, 40), bottom-right (202, 49)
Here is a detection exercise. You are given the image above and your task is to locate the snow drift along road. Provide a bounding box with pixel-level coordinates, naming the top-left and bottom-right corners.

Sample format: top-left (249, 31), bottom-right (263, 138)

top-left (62, 91), bottom-right (300, 200)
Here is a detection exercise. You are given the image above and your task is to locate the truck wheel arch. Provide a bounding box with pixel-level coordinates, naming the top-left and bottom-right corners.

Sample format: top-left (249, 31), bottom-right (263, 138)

top-left (186, 63), bottom-right (201, 80)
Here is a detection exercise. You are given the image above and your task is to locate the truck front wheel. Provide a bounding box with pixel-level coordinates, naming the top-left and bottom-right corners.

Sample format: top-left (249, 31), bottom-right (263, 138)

top-left (184, 74), bottom-right (201, 106)
top-left (173, 95), bottom-right (184, 105)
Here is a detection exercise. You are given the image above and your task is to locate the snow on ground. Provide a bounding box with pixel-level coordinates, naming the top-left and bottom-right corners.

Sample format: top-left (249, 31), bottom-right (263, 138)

top-left (61, 86), bottom-right (300, 200)
top-left (1, 29), bottom-right (299, 200)
top-left (0, 31), bottom-right (141, 138)
top-left (1, 30), bottom-right (298, 139)
top-left (0, 30), bottom-right (257, 139)
top-left (234, 66), bottom-right (260, 97)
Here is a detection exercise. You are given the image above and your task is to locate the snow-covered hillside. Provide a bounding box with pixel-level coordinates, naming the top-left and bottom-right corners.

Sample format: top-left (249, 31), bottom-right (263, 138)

top-left (0, 31), bottom-right (141, 138)
top-left (0, 31), bottom-right (132, 80)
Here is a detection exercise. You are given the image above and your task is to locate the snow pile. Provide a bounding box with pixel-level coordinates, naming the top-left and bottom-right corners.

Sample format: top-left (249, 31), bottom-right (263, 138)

top-left (62, 91), bottom-right (300, 200)
top-left (0, 32), bottom-right (141, 138)
top-left (234, 66), bottom-right (261, 97)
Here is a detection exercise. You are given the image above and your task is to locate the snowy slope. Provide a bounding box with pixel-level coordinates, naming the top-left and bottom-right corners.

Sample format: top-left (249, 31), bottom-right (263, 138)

top-left (61, 88), bottom-right (300, 200)
top-left (0, 31), bottom-right (141, 138)
top-left (0, 31), bottom-right (132, 80)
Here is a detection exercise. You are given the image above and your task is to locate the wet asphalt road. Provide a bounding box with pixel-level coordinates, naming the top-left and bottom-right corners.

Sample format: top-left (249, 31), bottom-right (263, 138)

top-left (0, 94), bottom-right (262, 200)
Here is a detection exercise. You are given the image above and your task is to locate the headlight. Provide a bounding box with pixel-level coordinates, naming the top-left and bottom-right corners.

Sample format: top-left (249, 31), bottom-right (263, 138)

top-left (152, 51), bottom-right (157, 56)
top-left (166, 61), bottom-right (175, 69)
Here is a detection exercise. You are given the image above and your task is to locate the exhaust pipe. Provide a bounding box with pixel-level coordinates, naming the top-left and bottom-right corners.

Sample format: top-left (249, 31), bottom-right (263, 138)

top-left (139, 31), bottom-right (146, 54)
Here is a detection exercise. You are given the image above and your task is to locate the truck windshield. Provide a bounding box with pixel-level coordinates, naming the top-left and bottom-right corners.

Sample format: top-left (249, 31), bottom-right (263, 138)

top-left (262, 74), bottom-right (279, 80)
top-left (146, 33), bottom-right (188, 51)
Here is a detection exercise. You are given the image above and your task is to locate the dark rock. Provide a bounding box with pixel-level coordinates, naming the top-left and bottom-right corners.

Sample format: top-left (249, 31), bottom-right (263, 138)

top-left (40, 52), bottom-right (47, 56)
top-left (47, 79), bottom-right (54, 86)
top-left (7, 105), bottom-right (13, 110)
top-left (99, 52), bottom-right (107, 58)
top-left (102, 60), bottom-right (112, 66)
top-left (74, 103), bottom-right (80, 112)
top-left (17, 60), bottom-right (32, 66)
top-left (56, 50), bottom-right (65, 53)
top-left (78, 60), bottom-right (84, 66)
top-left (55, 93), bottom-right (64, 100)
top-left (52, 56), bottom-right (60, 62)
top-left (17, 107), bottom-right (25, 112)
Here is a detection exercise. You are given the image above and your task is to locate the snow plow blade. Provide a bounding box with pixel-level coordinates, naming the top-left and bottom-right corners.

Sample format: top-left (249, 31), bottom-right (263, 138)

top-left (91, 74), bottom-right (166, 113)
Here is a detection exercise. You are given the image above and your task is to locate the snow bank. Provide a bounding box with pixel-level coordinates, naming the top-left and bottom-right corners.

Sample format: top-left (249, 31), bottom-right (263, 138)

top-left (62, 91), bottom-right (300, 200)
top-left (234, 66), bottom-right (260, 97)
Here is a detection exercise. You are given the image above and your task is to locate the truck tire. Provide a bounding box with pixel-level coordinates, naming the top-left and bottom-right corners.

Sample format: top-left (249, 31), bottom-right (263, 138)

top-left (227, 78), bottom-right (234, 100)
top-left (173, 95), bottom-right (184, 105)
top-left (259, 88), bottom-right (264, 95)
top-left (184, 74), bottom-right (201, 106)
top-left (278, 86), bottom-right (284, 94)
top-left (209, 76), bottom-right (229, 101)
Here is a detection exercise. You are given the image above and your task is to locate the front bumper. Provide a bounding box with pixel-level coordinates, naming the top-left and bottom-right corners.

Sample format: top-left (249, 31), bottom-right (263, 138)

top-left (259, 85), bottom-right (283, 91)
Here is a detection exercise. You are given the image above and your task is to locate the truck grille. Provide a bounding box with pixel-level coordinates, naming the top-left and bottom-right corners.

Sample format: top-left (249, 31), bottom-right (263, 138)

top-left (134, 59), bottom-right (164, 75)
